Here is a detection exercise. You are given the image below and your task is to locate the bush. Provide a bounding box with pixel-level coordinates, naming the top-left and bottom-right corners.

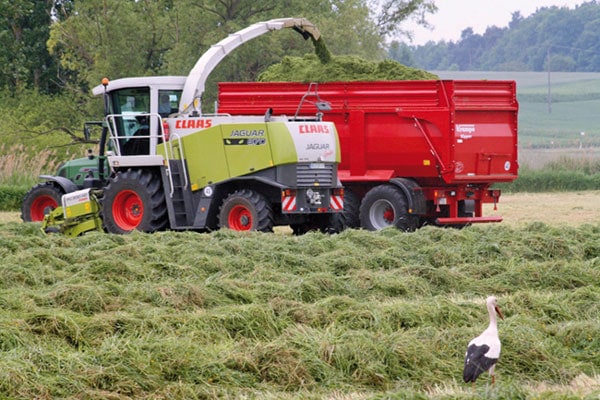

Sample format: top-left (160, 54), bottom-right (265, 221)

top-left (0, 144), bottom-right (60, 187)
top-left (0, 186), bottom-right (27, 211)
top-left (497, 169), bottom-right (600, 192)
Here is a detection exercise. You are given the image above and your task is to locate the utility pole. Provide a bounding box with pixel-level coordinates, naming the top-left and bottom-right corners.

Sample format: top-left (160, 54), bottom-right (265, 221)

top-left (547, 47), bottom-right (552, 114)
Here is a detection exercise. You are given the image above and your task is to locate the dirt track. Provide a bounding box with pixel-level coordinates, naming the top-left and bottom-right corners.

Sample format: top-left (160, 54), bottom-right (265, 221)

top-left (484, 191), bottom-right (600, 227)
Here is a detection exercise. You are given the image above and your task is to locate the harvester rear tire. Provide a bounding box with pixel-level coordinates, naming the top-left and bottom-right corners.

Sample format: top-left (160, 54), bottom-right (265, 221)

top-left (359, 184), bottom-right (418, 232)
top-left (102, 168), bottom-right (168, 234)
top-left (341, 189), bottom-right (360, 229)
top-left (290, 213), bottom-right (346, 235)
top-left (21, 182), bottom-right (64, 222)
top-left (219, 189), bottom-right (273, 232)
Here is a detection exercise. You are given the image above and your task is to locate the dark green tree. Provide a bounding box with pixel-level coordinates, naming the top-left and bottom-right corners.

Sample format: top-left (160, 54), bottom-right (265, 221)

top-left (388, 41), bottom-right (417, 67)
top-left (48, 0), bottom-right (177, 90)
top-left (0, 0), bottom-right (68, 93)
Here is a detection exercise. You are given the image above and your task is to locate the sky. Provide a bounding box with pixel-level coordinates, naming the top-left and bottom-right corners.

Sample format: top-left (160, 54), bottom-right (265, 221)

top-left (404, 0), bottom-right (586, 45)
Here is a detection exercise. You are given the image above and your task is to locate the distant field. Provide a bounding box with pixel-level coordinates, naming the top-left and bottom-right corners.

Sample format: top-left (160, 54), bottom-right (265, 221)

top-left (433, 70), bottom-right (600, 87)
top-left (518, 146), bottom-right (600, 169)
top-left (435, 71), bottom-right (600, 149)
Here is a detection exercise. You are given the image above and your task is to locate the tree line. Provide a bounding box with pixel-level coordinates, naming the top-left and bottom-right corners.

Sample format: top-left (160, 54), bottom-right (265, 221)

top-left (390, 1), bottom-right (600, 72)
top-left (0, 0), bottom-right (435, 96)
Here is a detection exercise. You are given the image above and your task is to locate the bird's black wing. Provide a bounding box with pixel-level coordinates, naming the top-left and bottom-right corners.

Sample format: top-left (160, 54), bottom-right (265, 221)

top-left (463, 343), bottom-right (498, 382)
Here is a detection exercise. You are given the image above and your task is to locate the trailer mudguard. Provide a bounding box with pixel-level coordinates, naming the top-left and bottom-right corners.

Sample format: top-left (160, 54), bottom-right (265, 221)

top-left (389, 178), bottom-right (427, 215)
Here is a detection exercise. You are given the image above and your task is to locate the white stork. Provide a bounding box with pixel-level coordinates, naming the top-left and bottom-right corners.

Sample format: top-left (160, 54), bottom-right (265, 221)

top-left (463, 295), bottom-right (504, 386)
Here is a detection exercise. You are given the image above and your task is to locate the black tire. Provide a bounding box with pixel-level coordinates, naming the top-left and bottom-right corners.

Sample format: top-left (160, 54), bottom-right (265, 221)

top-left (342, 189), bottom-right (361, 229)
top-left (102, 168), bottom-right (168, 234)
top-left (218, 189), bottom-right (273, 232)
top-left (21, 182), bottom-right (64, 222)
top-left (359, 184), bottom-right (418, 231)
top-left (290, 213), bottom-right (345, 235)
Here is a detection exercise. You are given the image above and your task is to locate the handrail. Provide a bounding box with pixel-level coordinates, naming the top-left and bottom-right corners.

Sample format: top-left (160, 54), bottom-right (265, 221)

top-left (104, 112), bottom-right (189, 198)
top-left (165, 131), bottom-right (188, 198)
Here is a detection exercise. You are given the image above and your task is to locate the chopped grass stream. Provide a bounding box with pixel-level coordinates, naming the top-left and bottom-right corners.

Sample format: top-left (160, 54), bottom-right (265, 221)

top-left (0, 222), bottom-right (599, 398)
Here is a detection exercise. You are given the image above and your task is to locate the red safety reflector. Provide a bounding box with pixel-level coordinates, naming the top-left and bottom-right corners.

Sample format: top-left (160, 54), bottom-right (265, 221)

top-left (330, 194), bottom-right (344, 211)
top-left (162, 121), bottom-right (170, 141)
top-left (282, 189), bottom-right (296, 197)
top-left (282, 195), bottom-right (297, 212)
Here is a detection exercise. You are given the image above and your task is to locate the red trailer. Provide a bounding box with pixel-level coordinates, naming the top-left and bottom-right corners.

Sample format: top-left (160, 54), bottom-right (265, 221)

top-left (218, 80), bottom-right (518, 230)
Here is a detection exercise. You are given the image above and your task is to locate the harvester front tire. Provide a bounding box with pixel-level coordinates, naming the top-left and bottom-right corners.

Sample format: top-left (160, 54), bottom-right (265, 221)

top-left (21, 182), bottom-right (64, 222)
top-left (219, 189), bottom-right (273, 232)
top-left (102, 169), bottom-right (168, 234)
top-left (359, 184), bottom-right (418, 232)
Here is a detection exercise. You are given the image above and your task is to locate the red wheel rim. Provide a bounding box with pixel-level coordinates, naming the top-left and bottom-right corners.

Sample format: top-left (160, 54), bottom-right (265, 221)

top-left (383, 207), bottom-right (395, 223)
top-left (228, 205), bottom-right (253, 231)
top-left (30, 196), bottom-right (59, 221)
top-left (112, 190), bottom-right (144, 231)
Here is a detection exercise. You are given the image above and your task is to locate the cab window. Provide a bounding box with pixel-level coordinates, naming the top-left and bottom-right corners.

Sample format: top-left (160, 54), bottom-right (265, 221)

top-left (159, 90), bottom-right (182, 117)
top-left (110, 88), bottom-right (150, 155)
top-left (111, 88), bottom-right (150, 137)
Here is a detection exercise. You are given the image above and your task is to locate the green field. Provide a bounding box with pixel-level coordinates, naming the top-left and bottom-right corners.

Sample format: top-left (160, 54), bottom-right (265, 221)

top-left (436, 71), bottom-right (600, 151)
top-left (0, 221), bottom-right (599, 398)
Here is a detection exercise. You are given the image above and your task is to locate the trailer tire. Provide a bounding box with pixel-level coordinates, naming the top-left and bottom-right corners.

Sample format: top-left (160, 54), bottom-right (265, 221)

top-left (102, 168), bottom-right (168, 234)
top-left (359, 184), bottom-right (418, 231)
top-left (342, 189), bottom-right (361, 229)
top-left (21, 182), bottom-right (64, 222)
top-left (219, 189), bottom-right (273, 232)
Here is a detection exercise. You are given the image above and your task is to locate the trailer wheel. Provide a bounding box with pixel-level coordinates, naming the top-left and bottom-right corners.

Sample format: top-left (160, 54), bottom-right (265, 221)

top-left (21, 182), bottom-right (64, 222)
top-left (219, 189), bottom-right (273, 232)
top-left (359, 184), bottom-right (418, 231)
top-left (102, 169), bottom-right (168, 234)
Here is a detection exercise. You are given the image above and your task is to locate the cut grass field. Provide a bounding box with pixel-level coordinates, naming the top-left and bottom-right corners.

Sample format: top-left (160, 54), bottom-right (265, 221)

top-left (4, 190), bottom-right (599, 227)
top-left (0, 192), bottom-right (599, 398)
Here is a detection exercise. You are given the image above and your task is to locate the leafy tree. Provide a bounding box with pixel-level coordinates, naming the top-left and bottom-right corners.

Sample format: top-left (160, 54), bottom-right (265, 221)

top-left (369, 0), bottom-right (437, 39)
top-left (48, 0), bottom-right (438, 93)
top-left (0, 0), bottom-right (66, 93)
top-left (48, 0), bottom-right (177, 90)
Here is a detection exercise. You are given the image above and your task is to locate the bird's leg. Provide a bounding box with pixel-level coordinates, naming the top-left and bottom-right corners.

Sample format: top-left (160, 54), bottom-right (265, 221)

top-left (489, 364), bottom-right (496, 386)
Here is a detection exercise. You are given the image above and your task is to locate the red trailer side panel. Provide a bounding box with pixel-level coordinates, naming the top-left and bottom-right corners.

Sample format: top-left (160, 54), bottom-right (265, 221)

top-left (449, 81), bottom-right (519, 183)
top-left (218, 80), bottom-right (518, 186)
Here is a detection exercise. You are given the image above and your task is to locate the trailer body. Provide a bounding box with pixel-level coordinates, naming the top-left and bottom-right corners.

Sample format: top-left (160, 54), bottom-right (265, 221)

top-left (218, 80), bottom-right (519, 229)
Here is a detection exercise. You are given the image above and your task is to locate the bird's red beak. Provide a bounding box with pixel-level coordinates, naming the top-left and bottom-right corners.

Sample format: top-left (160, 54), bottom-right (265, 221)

top-left (495, 305), bottom-right (504, 320)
